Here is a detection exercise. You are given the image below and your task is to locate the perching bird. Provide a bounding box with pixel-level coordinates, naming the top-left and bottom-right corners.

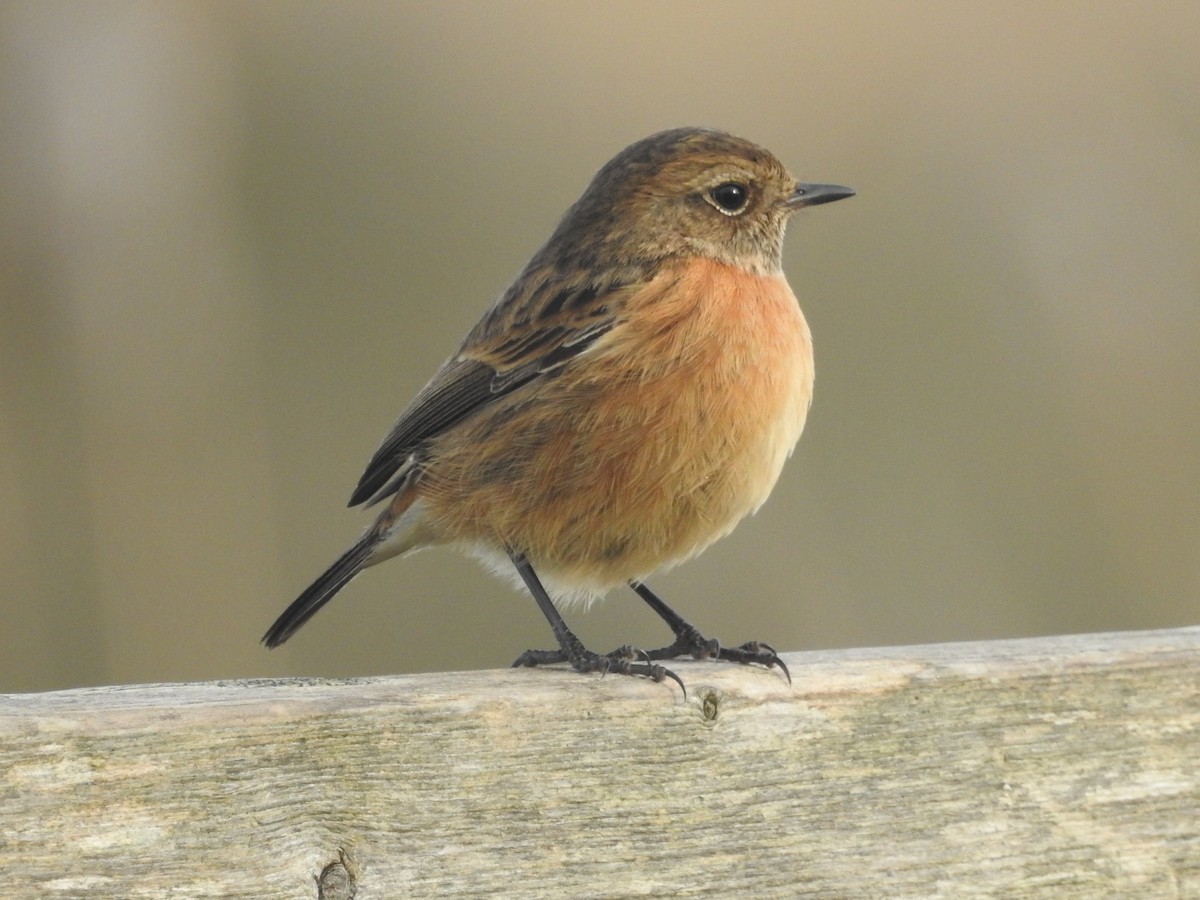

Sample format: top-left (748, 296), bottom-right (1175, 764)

top-left (263, 127), bottom-right (854, 691)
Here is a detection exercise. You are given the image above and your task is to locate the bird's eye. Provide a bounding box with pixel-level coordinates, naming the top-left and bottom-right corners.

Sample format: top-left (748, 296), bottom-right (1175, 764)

top-left (707, 182), bottom-right (750, 215)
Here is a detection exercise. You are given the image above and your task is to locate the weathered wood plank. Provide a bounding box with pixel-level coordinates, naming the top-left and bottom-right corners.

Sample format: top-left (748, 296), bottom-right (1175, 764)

top-left (2, 627), bottom-right (1198, 898)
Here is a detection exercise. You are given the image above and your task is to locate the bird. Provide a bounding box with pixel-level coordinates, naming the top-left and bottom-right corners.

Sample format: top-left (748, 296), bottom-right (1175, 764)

top-left (262, 127), bottom-right (854, 691)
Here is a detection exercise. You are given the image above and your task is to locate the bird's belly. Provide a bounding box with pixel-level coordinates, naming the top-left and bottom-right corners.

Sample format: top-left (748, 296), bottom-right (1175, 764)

top-left (422, 261), bottom-right (813, 593)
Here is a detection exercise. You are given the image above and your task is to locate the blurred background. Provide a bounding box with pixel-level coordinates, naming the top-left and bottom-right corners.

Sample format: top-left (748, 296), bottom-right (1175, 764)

top-left (1, 2), bottom-right (1197, 693)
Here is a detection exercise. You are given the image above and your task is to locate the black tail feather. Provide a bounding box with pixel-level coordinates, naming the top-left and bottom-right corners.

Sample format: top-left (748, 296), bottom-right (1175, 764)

top-left (262, 533), bottom-right (377, 648)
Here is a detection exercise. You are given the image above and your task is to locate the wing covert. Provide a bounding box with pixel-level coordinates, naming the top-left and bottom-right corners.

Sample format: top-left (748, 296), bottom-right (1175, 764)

top-left (348, 273), bottom-right (630, 507)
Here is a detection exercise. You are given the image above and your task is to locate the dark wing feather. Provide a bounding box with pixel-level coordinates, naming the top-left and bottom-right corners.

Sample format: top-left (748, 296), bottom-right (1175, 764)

top-left (348, 359), bottom-right (504, 507)
top-left (348, 269), bottom-right (635, 507)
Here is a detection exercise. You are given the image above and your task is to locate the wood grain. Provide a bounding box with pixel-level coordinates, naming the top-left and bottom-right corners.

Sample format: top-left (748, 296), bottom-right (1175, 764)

top-left (3, 627), bottom-right (1198, 898)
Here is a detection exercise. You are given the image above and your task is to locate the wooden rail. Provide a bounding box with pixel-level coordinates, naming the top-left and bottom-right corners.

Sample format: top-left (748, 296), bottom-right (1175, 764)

top-left (2, 627), bottom-right (1198, 898)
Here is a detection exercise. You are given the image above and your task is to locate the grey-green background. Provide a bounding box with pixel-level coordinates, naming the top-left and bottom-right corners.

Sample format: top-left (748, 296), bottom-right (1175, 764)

top-left (2, 2), bottom-right (1197, 693)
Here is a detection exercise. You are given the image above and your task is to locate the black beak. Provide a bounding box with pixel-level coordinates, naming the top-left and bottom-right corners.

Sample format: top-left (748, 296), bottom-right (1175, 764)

top-left (787, 182), bottom-right (856, 209)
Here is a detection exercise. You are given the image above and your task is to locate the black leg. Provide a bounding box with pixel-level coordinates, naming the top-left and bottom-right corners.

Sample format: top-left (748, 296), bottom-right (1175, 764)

top-left (629, 581), bottom-right (791, 684)
top-left (508, 551), bottom-right (684, 694)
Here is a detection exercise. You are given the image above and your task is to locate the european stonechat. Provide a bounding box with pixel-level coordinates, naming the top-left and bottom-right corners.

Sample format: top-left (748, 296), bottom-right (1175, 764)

top-left (263, 127), bottom-right (854, 691)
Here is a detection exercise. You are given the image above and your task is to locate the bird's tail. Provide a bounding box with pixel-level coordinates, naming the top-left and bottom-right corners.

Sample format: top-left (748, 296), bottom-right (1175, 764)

top-left (261, 531), bottom-right (379, 649)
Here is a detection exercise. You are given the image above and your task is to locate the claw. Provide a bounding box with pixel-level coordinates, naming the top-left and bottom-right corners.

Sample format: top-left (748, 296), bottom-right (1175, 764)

top-left (633, 661), bottom-right (686, 698)
top-left (712, 640), bottom-right (792, 683)
top-left (770, 654), bottom-right (792, 685)
top-left (659, 665), bottom-right (687, 698)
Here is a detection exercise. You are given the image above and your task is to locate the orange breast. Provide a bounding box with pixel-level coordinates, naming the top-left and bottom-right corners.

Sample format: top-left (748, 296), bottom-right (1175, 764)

top-left (420, 258), bottom-right (814, 593)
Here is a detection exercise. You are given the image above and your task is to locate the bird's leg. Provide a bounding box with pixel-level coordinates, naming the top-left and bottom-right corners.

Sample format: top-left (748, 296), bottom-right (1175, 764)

top-left (628, 581), bottom-right (791, 684)
top-left (508, 551), bottom-right (685, 693)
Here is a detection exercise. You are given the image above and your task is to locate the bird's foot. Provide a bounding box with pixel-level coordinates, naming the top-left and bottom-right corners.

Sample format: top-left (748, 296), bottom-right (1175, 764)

top-left (643, 625), bottom-right (791, 685)
top-left (512, 641), bottom-right (686, 695)
top-left (628, 582), bottom-right (791, 684)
